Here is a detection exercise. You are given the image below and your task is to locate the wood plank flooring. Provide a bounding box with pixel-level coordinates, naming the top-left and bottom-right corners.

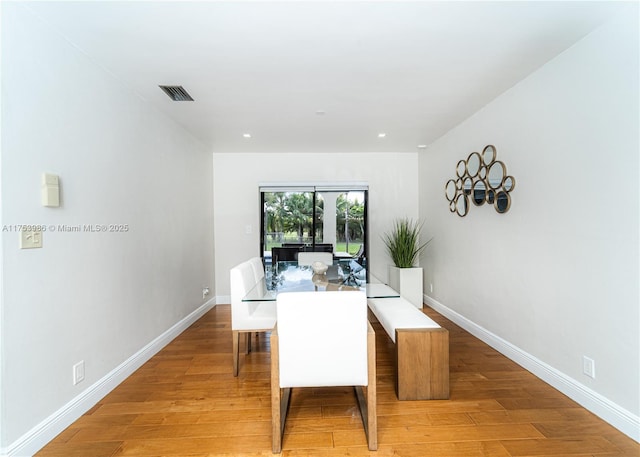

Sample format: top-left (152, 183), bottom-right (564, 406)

top-left (36, 305), bottom-right (639, 457)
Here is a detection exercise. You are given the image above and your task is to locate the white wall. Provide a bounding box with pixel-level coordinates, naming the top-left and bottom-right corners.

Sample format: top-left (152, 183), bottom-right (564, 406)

top-left (1, 3), bottom-right (215, 452)
top-left (213, 152), bottom-right (419, 298)
top-left (419, 11), bottom-right (639, 437)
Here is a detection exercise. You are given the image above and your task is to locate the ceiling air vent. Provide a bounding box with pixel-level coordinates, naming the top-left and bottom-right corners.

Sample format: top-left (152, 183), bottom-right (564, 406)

top-left (159, 85), bottom-right (194, 101)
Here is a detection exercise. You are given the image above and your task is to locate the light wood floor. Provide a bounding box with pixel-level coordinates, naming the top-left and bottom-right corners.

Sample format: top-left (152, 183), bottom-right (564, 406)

top-left (37, 305), bottom-right (639, 457)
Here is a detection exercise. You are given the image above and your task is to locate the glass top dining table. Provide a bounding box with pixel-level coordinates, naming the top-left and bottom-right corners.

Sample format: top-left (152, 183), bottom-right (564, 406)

top-left (242, 260), bottom-right (400, 302)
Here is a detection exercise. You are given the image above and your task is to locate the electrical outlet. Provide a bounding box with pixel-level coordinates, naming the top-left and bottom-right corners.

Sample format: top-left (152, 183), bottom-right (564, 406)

top-left (202, 287), bottom-right (210, 299)
top-left (583, 356), bottom-right (595, 379)
top-left (430, 283), bottom-right (433, 293)
top-left (20, 230), bottom-right (43, 249)
top-left (73, 361), bottom-right (85, 385)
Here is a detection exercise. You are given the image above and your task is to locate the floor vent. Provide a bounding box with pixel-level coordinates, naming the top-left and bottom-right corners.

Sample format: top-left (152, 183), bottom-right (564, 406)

top-left (159, 85), bottom-right (194, 101)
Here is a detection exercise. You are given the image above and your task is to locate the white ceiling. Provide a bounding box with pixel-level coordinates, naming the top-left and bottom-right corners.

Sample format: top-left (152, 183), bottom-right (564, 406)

top-left (22, 1), bottom-right (623, 153)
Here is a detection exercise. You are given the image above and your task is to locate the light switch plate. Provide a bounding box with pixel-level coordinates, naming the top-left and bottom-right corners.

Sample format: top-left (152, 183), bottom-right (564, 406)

top-left (20, 230), bottom-right (43, 249)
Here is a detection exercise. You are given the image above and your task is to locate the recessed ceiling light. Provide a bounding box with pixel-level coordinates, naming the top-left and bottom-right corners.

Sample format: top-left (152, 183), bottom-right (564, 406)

top-left (417, 144), bottom-right (427, 149)
top-left (378, 133), bottom-right (387, 138)
top-left (315, 110), bottom-right (326, 115)
top-left (243, 133), bottom-right (251, 138)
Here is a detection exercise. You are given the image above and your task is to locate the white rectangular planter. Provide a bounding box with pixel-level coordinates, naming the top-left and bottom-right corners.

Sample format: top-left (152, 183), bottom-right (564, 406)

top-left (388, 266), bottom-right (424, 308)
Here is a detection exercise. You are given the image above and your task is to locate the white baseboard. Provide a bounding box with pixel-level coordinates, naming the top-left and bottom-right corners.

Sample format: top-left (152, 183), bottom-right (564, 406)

top-left (4, 298), bottom-right (217, 457)
top-left (216, 295), bottom-right (230, 305)
top-left (424, 294), bottom-right (640, 442)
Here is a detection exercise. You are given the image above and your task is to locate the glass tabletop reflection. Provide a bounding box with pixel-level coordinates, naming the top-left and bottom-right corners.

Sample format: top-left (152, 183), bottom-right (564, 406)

top-left (242, 261), bottom-right (400, 302)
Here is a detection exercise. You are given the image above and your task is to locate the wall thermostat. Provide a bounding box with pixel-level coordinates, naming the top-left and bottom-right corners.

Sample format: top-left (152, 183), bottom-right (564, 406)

top-left (42, 173), bottom-right (60, 207)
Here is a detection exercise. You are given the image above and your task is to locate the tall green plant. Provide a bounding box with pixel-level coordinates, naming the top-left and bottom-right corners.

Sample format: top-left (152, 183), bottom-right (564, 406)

top-left (382, 218), bottom-right (429, 268)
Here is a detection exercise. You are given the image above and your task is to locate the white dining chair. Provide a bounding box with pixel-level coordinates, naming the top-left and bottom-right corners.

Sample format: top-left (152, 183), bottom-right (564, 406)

top-left (270, 290), bottom-right (377, 452)
top-left (230, 259), bottom-right (276, 376)
top-left (297, 251), bottom-right (333, 266)
top-left (243, 256), bottom-right (267, 353)
top-left (248, 256), bottom-right (265, 283)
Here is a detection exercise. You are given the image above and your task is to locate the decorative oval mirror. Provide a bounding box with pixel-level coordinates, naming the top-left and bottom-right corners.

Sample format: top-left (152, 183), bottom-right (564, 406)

top-left (482, 145), bottom-right (496, 166)
top-left (445, 179), bottom-right (457, 202)
top-left (494, 191), bottom-right (511, 213)
top-left (504, 175), bottom-right (516, 192)
top-left (446, 144), bottom-right (514, 216)
top-left (472, 179), bottom-right (486, 206)
top-left (487, 161), bottom-right (505, 189)
top-left (486, 189), bottom-right (495, 204)
top-left (455, 193), bottom-right (469, 217)
top-left (466, 152), bottom-right (481, 178)
top-left (463, 177), bottom-right (473, 195)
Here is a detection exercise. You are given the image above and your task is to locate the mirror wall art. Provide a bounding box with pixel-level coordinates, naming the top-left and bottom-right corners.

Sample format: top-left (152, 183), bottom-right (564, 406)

top-left (445, 145), bottom-right (515, 217)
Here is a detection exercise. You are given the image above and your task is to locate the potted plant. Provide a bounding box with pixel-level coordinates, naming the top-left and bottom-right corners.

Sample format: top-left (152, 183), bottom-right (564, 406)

top-left (382, 218), bottom-right (429, 308)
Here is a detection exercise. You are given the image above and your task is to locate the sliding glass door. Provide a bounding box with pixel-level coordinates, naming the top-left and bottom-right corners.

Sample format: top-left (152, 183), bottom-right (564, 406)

top-left (260, 186), bottom-right (368, 268)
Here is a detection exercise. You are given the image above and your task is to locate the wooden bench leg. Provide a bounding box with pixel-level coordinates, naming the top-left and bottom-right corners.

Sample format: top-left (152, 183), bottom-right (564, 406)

top-left (366, 322), bottom-right (377, 450)
top-left (271, 326), bottom-right (291, 453)
top-left (355, 322), bottom-right (377, 450)
top-left (232, 330), bottom-right (240, 377)
top-left (395, 328), bottom-right (449, 400)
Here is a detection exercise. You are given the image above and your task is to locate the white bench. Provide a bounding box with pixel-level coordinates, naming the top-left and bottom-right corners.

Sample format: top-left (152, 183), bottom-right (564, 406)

top-left (368, 297), bottom-right (449, 400)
